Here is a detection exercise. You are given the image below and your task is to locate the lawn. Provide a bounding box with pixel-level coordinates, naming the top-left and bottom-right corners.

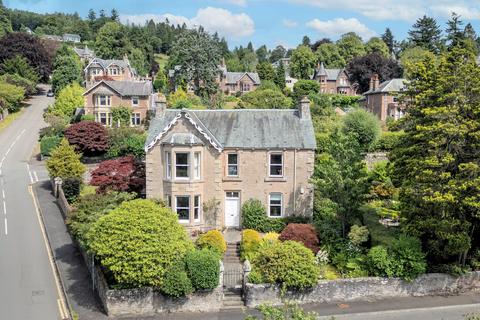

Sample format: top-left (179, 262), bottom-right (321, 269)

top-left (154, 53), bottom-right (169, 71)
top-left (0, 108), bottom-right (26, 133)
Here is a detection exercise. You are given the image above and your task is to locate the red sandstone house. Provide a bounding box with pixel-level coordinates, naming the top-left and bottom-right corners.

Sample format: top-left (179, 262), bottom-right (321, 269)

top-left (168, 60), bottom-right (261, 95)
top-left (363, 74), bottom-right (407, 121)
top-left (83, 80), bottom-right (154, 126)
top-left (84, 56), bottom-right (137, 84)
top-left (144, 98), bottom-right (316, 230)
top-left (312, 62), bottom-right (357, 95)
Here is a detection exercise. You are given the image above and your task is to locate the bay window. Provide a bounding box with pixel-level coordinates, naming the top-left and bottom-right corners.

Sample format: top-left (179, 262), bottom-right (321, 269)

top-left (194, 152), bottom-right (201, 179)
top-left (165, 151), bottom-right (171, 179)
top-left (175, 153), bottom-right (189, 178)
top-left (175, 196), bottom-right (190, 222)
top-left (194, 195), bottom-right (201, 222)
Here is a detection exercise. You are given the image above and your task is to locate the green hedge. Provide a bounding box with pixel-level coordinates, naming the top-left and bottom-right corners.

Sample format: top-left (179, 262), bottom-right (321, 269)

top-left (40, 135), bottom-right (62, 156)
top-left (160, 261), bottom-right (193, 298)
top-left (185, 249), bottom-right (220, 290)
top-left (241, 199), bottom-right (310, 233)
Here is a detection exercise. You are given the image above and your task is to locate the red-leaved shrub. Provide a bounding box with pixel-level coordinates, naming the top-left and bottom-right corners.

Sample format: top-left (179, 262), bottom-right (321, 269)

top-left (279, 223), bottom-right (320, 253)
top-left (64, 121), bottom-right (108, 156)
top-left (90, 156), bottom-right (145, 194)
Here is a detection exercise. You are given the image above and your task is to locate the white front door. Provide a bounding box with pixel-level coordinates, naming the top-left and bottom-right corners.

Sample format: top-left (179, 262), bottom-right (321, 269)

top-left (225, 192), bottom-right (240, 227)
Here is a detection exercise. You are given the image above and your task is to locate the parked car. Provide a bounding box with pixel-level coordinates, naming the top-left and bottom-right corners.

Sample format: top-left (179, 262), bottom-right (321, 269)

top-left (46, 90), bottom-right (54, 97)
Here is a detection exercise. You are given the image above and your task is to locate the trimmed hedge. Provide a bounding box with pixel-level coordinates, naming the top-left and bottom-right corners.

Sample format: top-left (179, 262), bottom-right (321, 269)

top-left (196, 230), bottom-right (226, 257)
top-left (241, 199), bottom-right (310, 233)
top-left (160, 261), bottom-right (193, 298)
top-left (62, 177), bottom-right (81, 203)
top-left (279, 223), bottom-right (320, 253)
top-left (251, 240), bottom-right (320, 289)
top-left (185, 249), bottom-right (220, 290)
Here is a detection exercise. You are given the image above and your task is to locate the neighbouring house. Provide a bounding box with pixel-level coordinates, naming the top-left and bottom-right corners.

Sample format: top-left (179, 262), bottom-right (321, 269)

top-left (363, 74), bottom-right (407, 121)
top-left (144, 97), bottom-right (316, 230)
top-left (83, 80), bottom-right (154, 126)
top-left (63, 33), bottom-right (81, 43)
top-left (272, 58), bottom-right (291, 69)
top-left (285, 74), bottom-right (298, 90)
top-left (312, 62), bottom-right (357, 95)
top-left (73, 46), bottom-right (95, 62)
top-left (41, 34), bottom-right (63, 42)
top-left (168, 60), bottom-right (261, 95)
top-left (84, 56), bottom-right (137, 84)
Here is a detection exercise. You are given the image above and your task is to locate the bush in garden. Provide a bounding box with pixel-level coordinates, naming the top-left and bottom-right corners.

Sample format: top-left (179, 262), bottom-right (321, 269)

top-left (106, 127), bottom-right (146, 159)
top-left (389, 235), bottom-right (426, 281)
top-left (110, 106), bottom-right (132, 127)
top-left (196, 230), bottom-right (226, 256)
top-left (62, 177), bottom-right (81, 203)
top-left (68, 192), bottom-right (135, 249)
top-left (241, 199), bottom-right (286, 233)
top-left (45, 83), bottom-right (84, 118)
top-left (252, 241), bottom-right (320, 289)
top-left (369, 130), bottom-right (404, 152)
top-left (40, 135), bottom-right (62, 157)
top-left (348, 225), bottom-right (369, 246)
top-left (313, 198), bottom-right (342, 246)
top-left (241, 229), bottom-right (262, 261)
top-left (342, 108), bottom-right (381, 151)
top-left (87, 199), bottom-right (193, 288)
top-left (160, 261), bottom-right (193, 298)
top-left (90, 156), bottom-right (145, 194)
top-left (185, 249), bottom-right (220, 290)
top-left (245, 302), bottom-right (318, 320)
top-left (367, 246), bottom-right (396, 277)
top-left (263, 232), bottom-right (279, 243)
top-left (64, 121), bottom-right (109, 156)
top-left (80, 114), bottom-right (95, 121)
top-left (279, 223), bottom-right (320, 253)
top-left (46, 139), bottom-right (86, 180)
top-left (0, 73), bottom-right (37, 96)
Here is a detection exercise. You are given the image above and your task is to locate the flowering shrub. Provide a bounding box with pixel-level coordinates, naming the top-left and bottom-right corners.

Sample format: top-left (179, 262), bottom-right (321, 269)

top-left (196, 230), bottom-right (226, 256)
top-left (279, 223), bottom-right (320, 253)
top-left (241, 229), bottom-right (262, 261)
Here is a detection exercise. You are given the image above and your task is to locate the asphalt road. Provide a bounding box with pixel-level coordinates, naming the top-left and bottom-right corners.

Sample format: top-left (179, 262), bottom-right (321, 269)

top-left (0, 87), bottom-right (64, 320)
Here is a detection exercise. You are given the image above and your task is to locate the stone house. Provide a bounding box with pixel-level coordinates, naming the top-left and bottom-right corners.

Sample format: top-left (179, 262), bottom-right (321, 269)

top-left (84, 56), bottom-right (137, 84)
top-left (83, 80), bottom-right (154, 126)
top-left (73, 46), bottom-right (95, 62)
top-left (63, 33), bottom-right (81, 43)
top-left (144, 98), bottom-right (316, 230)
top-left (363, 74), bottom-right (407, 121)
top-left (312, 62), bottom-right (357, 95)
top-left (168, 60), bottom-right (261, 95)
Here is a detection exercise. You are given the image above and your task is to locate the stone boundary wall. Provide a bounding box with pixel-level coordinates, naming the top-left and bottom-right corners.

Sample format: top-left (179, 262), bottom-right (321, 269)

top-left (52, 178), bottom-right (224, 317)
top-left (244, 272), bottom-right (480, 308)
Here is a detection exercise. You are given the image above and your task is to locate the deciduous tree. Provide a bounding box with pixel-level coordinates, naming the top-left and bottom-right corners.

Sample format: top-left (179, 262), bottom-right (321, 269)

top-left (290, 45), bottom-right (316, 79)
top-left (336, 32), bottom-right (366, 62)
top-left (315, 43), bottom-right (346, 68)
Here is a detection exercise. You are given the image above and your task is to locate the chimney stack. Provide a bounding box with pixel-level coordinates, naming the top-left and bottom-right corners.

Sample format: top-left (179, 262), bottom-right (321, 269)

top-left (370, 74), bottom-right (379, 91)
top-left (155, 93), bottom-right (167, 118)
top-left (298, 96), bottom-right (311, 119)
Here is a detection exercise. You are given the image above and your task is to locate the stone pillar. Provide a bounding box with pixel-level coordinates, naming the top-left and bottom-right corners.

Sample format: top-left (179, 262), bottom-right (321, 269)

top-left (243, 260), bottom-right (251, 289)
top-left (218, 260), bottom-right (224, 288)
top-left (53, 177), bottom-right (63, 198)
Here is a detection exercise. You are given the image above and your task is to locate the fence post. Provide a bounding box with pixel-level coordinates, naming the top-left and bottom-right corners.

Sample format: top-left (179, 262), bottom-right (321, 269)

top-left (53, 177), bottom-right (63, 198)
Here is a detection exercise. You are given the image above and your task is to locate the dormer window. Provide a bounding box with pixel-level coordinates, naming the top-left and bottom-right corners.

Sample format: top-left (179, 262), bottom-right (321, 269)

top-left (109, 67), bottom-right (119, 75)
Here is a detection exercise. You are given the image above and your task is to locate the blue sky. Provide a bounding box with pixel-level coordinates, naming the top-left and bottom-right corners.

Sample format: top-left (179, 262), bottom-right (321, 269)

top-left (5, 0), bottom-right (480, 49)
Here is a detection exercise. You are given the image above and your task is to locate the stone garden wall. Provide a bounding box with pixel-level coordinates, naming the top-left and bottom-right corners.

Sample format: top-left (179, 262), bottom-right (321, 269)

top-left (244, 271), bottom-right (480, 308)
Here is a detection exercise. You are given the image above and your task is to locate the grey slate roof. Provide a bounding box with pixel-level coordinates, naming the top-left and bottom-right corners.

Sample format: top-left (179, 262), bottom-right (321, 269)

top-left (84, 80), bottom-right (153, 96)
top-left (312, 63), bottom-right (343, 81)
top-left (364, 78), bottom-right (407, 95)
top-left (163, 132), bottom-right (204, 146)
top-left (146, 109), bottom-right (316, 151)
top-left (73, 46), bottom-right (94, 57)
top-left (225, 72), bottom-right (260, 85)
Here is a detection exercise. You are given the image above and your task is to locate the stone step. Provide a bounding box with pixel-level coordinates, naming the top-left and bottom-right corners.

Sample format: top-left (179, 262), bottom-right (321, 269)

top-left (222, 299), bottom-right (244, 307)
top-left (223, 294), bottom-right (243, 302)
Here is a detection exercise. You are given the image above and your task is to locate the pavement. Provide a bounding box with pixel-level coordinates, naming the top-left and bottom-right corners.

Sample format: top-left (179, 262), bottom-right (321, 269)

top-left (0, 86), bottom-right (66, 319)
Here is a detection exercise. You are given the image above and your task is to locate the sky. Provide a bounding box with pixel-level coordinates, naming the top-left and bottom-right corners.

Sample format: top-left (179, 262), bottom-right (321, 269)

top-left (4, 0), bottom-right (480, 49)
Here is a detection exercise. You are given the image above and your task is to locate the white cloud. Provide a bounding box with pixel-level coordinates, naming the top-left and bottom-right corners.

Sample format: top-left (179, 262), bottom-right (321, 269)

top-left (120, 7), bottom-right (255, 38)
top-left (306, 18), bottom-right (377, 39)
top-left (282, 19), bottom-right (299, 28)
top-left (290, 0), bottom-right (480, 22)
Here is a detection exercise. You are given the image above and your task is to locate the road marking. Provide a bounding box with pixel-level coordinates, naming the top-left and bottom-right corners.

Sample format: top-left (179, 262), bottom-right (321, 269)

top-left (1, 189), bottom-right (4, 199)
top-left (2, 201), bottom-right (5, 216)
top-left (26, 163), bottom-right (34, 184)
top-left (29, 185), bottom-right (69, 320)
top-left (33, 171), bottom-right (39, 183)
top-left (4, 217), bottom-right (7, 235)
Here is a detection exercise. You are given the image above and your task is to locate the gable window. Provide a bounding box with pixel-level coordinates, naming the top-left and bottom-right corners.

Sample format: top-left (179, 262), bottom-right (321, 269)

top-left (269, 193), bottom-right (283, 217)
top-left (269, 153), bottom-right (283, 177)
top-left (132, 96), bottom-right (139, 107)
top-left (175, 153), bottom-right (189, 178)
top-left (227, 153), bottom-right (238, 176)
top-left (131, 113), bottom-right (141, 126)
top-left (194, 152), bottom-right (201, 179)
top-left (175, 196), bottom-right (190, 223)
top-left (194, 195), bottom-right (201, 222)
top-left (165, 151), bottom-right (171, 179)
top-left (97, 95), bottom-right (111, 106)
top-left (241, 83), bottom-right (251, 92)
top-left (109, 67), bottom-right (119, 75)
